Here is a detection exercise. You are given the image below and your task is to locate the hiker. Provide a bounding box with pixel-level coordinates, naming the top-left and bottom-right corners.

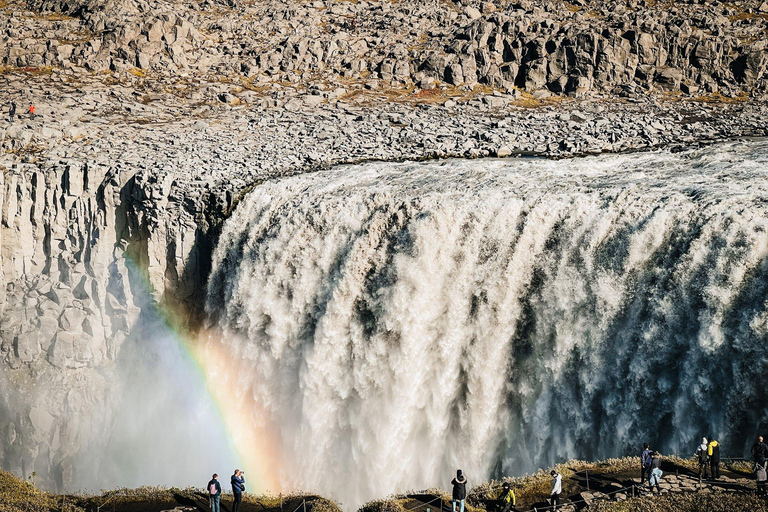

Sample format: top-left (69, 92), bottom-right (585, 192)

top-left (648, 451), bottom-right (663, 494)
top-left (7, 101), bottom-right (15, 122)
top-left (550, 470), bottom-right (562, 511)
top-left (451, 469), bottom-right (467, 512)
top-left (497, 481), bottom-right (516, 512)
top-left (641, 443), bottom-right (652, 483)
top-left (752, 436), bottom-right (768, 465)
top-left (695, 437), bottom-right (709, 479)
top-left (231, 469), bottom-right (245, 512)
top-left (26, 104), bottom-right (35, 119)
top-left (757, 461), bottom-right (768, 496)
top-left (207, 473), bottom-right (222, 512)
top-left (708, 438), bottom-right (720, 479)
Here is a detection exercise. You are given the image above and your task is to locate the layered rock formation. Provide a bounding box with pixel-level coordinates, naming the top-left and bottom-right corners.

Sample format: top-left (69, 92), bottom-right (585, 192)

top-left (0, 155), bottom-right (227, 487)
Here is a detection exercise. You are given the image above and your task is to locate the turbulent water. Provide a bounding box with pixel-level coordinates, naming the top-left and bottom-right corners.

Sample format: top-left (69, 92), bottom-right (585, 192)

top-left (205, 140), bottom-right (768, 507)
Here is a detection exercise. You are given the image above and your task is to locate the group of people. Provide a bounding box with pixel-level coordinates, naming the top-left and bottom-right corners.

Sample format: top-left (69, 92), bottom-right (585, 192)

top-left (206, 469), bottom-right (246, 512)
top-left (643, 435), bottom-right (768, 494)
top-left (693, 437), bottom-right (721, 479)
top-left (450, 469), bottom-right (563, 512)
top-left (640, 443), bottom-right (664, 493)
top-left (207, 439), bottom-right (768, 512)
top-left (6, 101), bottom-right (35, 122)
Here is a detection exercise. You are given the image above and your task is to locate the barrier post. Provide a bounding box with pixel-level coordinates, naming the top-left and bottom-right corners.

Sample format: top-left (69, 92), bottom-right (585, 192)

top-left (586, 469), bottom-right (589, 492)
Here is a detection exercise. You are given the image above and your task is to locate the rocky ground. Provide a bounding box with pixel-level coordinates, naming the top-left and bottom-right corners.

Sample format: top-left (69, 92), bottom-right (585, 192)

top-left (1, 0), bottom-right (767, 497)
top-left (3, 458), bottom-right (767, 512)
top-left (360, 457), bottom-right (768, 512)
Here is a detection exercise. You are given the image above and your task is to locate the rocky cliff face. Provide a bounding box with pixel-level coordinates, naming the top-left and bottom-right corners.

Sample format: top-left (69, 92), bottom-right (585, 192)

top-left (0, 153), bottom-right (230, 489)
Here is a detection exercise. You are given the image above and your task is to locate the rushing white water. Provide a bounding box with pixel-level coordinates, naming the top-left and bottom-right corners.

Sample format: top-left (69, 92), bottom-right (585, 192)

top-left (206, 140), bottom-right (768, 508)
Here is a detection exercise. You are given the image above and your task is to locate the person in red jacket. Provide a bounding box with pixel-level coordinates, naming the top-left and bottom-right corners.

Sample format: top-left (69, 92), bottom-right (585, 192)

top-left (26, 104), bottom-right (35, 118)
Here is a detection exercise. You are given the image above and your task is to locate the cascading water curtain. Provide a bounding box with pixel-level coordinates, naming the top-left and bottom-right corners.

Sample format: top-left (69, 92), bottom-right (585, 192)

top-left (205, 140), bottom-right (768, 508)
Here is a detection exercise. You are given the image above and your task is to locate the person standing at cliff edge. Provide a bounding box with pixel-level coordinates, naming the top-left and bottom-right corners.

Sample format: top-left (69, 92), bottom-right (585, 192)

top-left (752, 436), bottom-right (768, 465)
top-left (498, 481), bottom-right (516, 512)
top-left (649, 451), bottom-right (663, 494)
top-left (207, 473), bottom-right (222, 512)
top-left (695, 438), bottom-right (709, 479)
top-left (451, 469), bottom-right (467, 512)
top-left (707, 438), bottom-right (720, 479)
top-left (231, 469), bottom-right (246, 512)
top-left (550, 470), bottom-right (562, 511)
top-left (641, 443), bottom-right (652, 484)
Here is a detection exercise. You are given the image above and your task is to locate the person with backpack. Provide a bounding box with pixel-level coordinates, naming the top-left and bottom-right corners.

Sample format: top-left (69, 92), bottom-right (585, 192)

top-left (7, 101), bottom-right (15, 122)
top-left (498, 481), bottom-right (516, 512)
top-left (207, 473), bottom-right (222, 512)
top-left (640, 443), bottom-right (652, 484)
top-left (451, 469), bottom-right (467, 512)
top-left (231, 469), bottom-right (245, 512)
top-left (756, 461), bottom-right (768, 495)
top-left (550, 470), bottom-right (562, 510)
top-left (707, 439), bottom-right (720, 479)
top-left (695, 438), bottom-right (709, 479)
top-left (648, 451), bottom-right (663, 494)
top-left (752, 436), bottom-right (768, 464)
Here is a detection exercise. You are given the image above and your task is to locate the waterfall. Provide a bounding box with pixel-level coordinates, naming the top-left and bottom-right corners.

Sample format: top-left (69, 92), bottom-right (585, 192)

top-left (205, 140), bottom-right (768, 508)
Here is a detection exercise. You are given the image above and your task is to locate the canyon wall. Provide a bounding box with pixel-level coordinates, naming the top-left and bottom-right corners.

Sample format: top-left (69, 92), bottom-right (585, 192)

top-left (0, 157), bottom-right (230, 490)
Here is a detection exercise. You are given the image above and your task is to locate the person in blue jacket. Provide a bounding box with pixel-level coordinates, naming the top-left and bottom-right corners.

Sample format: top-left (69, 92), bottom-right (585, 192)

top-left (231, 469), bottom-right (246, 512)
top-left (641, 443), bottom-right (652, 483)
top-left (207, 473), bottom-right (222, 512)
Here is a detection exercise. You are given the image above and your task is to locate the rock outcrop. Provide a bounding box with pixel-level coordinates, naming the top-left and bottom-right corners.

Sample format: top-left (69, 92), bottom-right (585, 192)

top-left (0, 155), bottom-right (228, 487)
top-left (1, 0), bottom-right (766, 98)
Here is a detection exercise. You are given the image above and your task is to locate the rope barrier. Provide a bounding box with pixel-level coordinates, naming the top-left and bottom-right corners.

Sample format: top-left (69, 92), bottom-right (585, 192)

top-left (405, 496), bottom-right (443, 512)
top-left (289, 499), bottom-right (308, 512)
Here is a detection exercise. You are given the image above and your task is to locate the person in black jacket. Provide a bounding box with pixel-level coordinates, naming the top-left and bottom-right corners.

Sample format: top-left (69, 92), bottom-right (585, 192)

top-left (451, 469), bottom-right (467, 512)
top-left (752, 436), bottom-right (768, 464)
top-left (207, 473), bottom-right (222, 512)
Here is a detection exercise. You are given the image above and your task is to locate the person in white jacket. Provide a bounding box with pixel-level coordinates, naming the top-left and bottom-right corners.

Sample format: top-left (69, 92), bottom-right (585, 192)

top-left (550, 470), bottom-right (562, 510)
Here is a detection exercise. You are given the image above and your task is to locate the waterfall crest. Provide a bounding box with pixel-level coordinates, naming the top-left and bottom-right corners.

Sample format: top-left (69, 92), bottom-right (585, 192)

top-left (205, 141), bottom-right (768, 508)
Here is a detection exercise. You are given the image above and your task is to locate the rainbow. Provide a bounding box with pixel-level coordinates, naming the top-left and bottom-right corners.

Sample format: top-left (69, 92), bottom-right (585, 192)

top-left (123, 254), bottom-right (284, 495)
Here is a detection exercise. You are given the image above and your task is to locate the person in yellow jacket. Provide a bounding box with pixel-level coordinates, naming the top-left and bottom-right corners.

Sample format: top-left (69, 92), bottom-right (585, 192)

top-left (498, 481), bottom-right (516, 512)
top-left (708, 439), bottom-right (721, 479)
